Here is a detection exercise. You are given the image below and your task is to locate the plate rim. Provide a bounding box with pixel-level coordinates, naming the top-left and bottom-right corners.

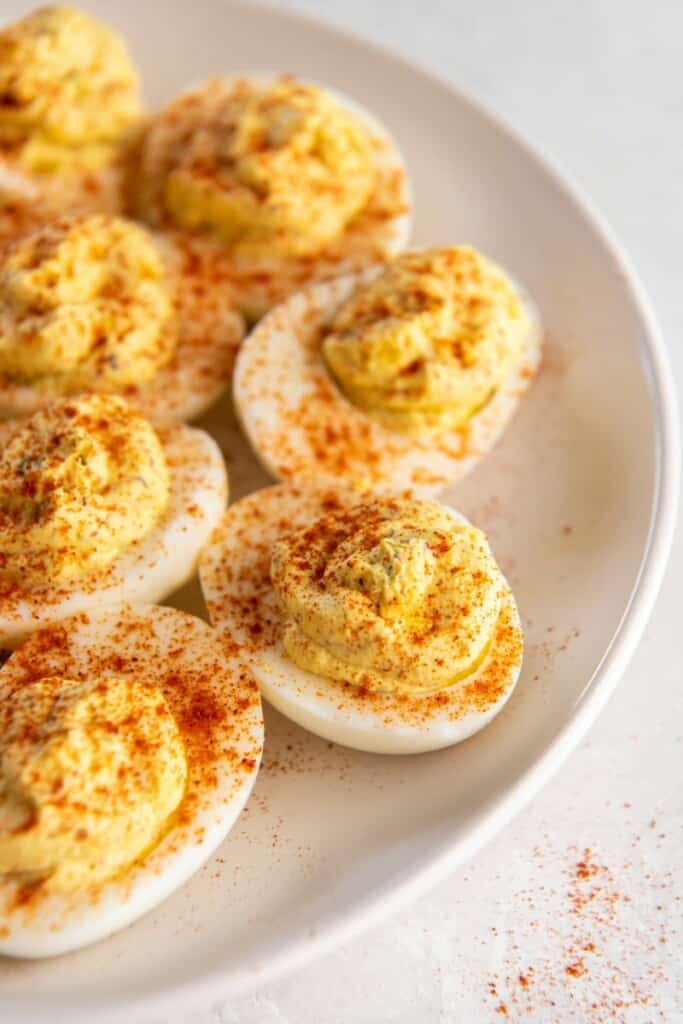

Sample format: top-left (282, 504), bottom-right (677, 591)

top-left (3, 0), bottom-right (680, 1018)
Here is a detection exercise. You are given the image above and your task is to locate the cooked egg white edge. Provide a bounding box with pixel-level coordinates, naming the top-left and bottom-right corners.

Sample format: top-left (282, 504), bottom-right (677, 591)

top-left (0, 424), bottom-right (227, 648)
top-left (199, 485), bottom-right (524, 755)
top-left (233, 260), bottom-right (542, 496)
top-left (252, 586), bottom-right (522, 755)
top-left (0, 162), bottom-right (39, 201)
top-left (0, 157), bottom-right (127, 219)
top-left (0, 605), bottom-right (263, 958)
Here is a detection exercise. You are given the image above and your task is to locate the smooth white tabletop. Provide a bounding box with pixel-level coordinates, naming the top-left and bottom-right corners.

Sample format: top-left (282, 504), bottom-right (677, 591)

top-left (168, 1), bottom-right (682, 1021)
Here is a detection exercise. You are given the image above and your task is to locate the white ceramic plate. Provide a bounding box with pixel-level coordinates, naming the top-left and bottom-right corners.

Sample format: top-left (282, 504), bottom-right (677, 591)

top-left (0, 1), bottom-right (678, 1021)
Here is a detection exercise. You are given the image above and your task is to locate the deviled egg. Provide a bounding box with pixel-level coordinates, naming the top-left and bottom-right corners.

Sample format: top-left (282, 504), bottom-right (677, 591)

top-left (134, 75), bottom-right (412, 318)
top-left (199, 485), bottom-right (524, 755)
top-left (0, 5), bottom-right (142, 214)
top-left (0, 212), bottom-right (243, 422)
top-left (0, 393), bottom-right (227, 648)
top-left (0, 603), bottom-right (263, 957)
top-left (234, 246), bottom-right (542, 495)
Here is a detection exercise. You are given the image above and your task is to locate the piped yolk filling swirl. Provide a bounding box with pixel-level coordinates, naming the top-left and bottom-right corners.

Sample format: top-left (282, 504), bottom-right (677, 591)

top-left (0, 394), bottom-right (169, 584)
top-left (0, 674), bottom-right (186, 892)
top-left (138, 77), bottom-right (376, 260)
top-left (271, 497), bottom-right (506, 695)
top-left (0, 214), bottom-right (175, 392)
top-left (322, 246), bottom-right (531, 439)
top-left (0, 5), bottom-right (141, 172)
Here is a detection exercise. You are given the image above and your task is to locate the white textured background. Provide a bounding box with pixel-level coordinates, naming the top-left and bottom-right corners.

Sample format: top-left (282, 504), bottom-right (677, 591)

top-left (168, 1), bottom-right (682, 1021)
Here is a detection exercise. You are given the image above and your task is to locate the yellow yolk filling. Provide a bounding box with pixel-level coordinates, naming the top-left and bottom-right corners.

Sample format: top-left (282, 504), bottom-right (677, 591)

top-left (0, 675), bottom-right (186, 892)
top-left (322, 246), bottom-right (531, 438)
top-left (0, 394), bottom-right (169, 584)
top-left (0, 5), bottom-right (141, 172)
top-left (0, 215), bottom-right (175, 391)
top-left (271, 498), bottom-right (504, 695)
top-left (144, 78), bottom-right (376, 259)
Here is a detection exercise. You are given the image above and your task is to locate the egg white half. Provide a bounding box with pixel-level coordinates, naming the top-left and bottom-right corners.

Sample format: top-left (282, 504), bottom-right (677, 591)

top-left (233, 263), bottom-right (543, 497)
top-left (0, 231), bottom-right (244, 424)
top-left (0, 195), bottom-right (51, 247)
top-left (199, 483), bottom-right (524, 755)
top-left (0, 603), bottom-right (263, 958)
top-left (0, 157), bottom-right (128, 217)
top-left (0, 422), bottom-right (227, 648)
top-left (137, 73), bottom-right (413, 320)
